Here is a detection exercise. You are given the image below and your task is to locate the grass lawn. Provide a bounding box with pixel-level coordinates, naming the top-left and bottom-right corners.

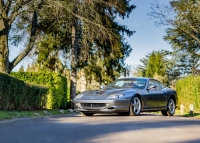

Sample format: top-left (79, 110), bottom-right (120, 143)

top-left (174, 110), bottom-right (200, 119)
top-left (1, 109), bottom-right (200, 121)
top-left (0, 109), bottom-right (69, 121)
top-left (152, 110), bottom-right (200, 119)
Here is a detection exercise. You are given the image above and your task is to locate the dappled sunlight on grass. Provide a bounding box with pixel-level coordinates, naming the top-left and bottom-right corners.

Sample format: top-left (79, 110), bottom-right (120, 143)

top-left (0, 109), bottom-right (69, 121)
top-left (175, 110), bottom-right (200, 119)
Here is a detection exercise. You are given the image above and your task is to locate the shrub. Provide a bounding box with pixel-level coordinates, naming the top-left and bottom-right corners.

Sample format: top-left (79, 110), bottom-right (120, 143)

top-left (0, 72), bottom-right (48, 110)
top-left (11, 72), bottom-right (69, 109)
top-left (176, 76), bottom-right (200, 111)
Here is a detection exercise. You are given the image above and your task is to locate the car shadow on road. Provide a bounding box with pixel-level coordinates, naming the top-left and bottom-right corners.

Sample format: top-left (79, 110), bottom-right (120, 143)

top-left (1, 112), bottom-right (200, 143)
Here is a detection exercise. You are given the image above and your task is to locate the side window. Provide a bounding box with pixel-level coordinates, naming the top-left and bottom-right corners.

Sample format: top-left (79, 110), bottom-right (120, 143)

top-left (159, 82), bottom-right (166, 89)
top-left (148, 80), bottom-right (156, 89)
top-left (148, 80), bottom-right (161, 90)
top-left (154, 81), bottom-right (161, 90)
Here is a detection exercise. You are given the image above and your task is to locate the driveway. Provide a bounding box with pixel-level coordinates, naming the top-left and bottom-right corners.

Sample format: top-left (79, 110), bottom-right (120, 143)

top-left (0, 113), bottom-right (200, 143)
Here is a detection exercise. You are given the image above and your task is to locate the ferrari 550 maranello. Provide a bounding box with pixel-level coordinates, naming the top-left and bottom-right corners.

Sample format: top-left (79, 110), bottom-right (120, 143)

top-left (73, 77), bottom-right (177, 116)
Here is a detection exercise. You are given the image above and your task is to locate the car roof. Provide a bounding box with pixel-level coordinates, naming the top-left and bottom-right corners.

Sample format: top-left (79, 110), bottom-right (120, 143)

top-left (118, 77), bottom-right (153, 80)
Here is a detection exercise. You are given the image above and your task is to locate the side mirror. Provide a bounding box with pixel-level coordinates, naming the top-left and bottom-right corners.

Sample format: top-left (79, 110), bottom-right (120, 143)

top-left (100, 85), bottom-right (104, 89)
top-left (148, 85), bottom-right (157, 90)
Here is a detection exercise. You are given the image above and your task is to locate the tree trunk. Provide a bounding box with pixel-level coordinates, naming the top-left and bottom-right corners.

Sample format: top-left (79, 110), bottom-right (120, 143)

top-left (0, 23), bottom-right (9, 73)
top-left (80, 69), bottom-right (87, 92)
top-left (70, 17), bottom-right (79, 109)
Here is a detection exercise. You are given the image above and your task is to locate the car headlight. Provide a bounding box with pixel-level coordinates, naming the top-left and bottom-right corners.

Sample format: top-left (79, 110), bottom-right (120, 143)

top-left (107, 94), bottom-right (124, 99)
top-left (75, 93), bottom-right (84, 99)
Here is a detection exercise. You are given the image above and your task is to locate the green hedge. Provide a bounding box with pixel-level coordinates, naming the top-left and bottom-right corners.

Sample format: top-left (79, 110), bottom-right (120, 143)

top-left (11, 72), bottom-right (69, 109)
top-left (0, 72), bottom-right (48, 110)
top-left (176, 75), bottom-right (200, 111)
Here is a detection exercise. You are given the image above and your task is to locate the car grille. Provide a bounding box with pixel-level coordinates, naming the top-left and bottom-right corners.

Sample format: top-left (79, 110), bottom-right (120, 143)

top-left (80, 103), bottom-right (106, 108)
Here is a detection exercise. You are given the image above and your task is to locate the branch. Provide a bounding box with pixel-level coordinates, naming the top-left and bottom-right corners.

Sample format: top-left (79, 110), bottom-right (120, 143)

top-left (178, 26), bottom-right (200, 45)
top-left (8, 10), bottom-right (26, 25)
top-left (3, 0), bottom-right (12, 16)
top-left (7, 0), bottom-right (24, 25)
top-left (9, 0), bottom-right (43, 71)
top-left (0, 0), bottom-right (4, 7)
top-left (10, 11), bottom-right (38, 70)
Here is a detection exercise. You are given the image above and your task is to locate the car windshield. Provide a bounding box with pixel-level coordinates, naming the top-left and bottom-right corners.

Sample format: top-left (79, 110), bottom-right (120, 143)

top-left (107, 78), bottom-right (147, 89)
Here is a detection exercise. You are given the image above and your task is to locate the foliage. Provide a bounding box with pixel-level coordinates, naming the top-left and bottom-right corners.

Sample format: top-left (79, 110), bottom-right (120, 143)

top-left (18, 66), bottom-right (25, 72)
top-left (36, 34), bottom-right (65, 73)
top-left (164, 0), bottom-right (200, 55)
top-left (130, 65), bottom-right (143, 77)
top-left (145, 51), bottom-right (166, 77)
top-left (11, 72), bottom-right (69, 109)
top-left (148, 0), bottom-right (200, 72)
top-left (138, 51), bottom-right (168, 84)
top-left (0, 72), bottom-right (48, 110)
top-left (176, 76), bottom-right (200, 111)
top-left (34, 0), bottom-right (135, 100)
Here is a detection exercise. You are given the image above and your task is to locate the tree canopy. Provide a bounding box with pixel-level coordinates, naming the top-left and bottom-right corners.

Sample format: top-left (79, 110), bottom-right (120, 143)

top-left (148, 0), bottom-right (200, 72)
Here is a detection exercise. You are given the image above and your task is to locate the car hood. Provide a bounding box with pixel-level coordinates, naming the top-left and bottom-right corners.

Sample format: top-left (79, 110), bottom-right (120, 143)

top-left (75, 88), bottom-right (133, 100)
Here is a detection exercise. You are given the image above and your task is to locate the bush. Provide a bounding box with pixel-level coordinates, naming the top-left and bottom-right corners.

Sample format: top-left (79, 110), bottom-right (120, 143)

top-left (0, 72), bottom-right (48, 110)
top-left (11, 72), bottom-right (69, 109)
top-left (176, 76), bottom-right (200, 111)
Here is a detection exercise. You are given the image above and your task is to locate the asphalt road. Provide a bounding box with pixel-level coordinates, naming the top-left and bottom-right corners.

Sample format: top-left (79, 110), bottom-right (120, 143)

top-left (0, 113), bottom-right (200, 143)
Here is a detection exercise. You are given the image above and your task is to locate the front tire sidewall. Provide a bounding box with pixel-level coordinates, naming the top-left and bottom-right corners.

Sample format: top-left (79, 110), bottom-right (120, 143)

top-left (129, 96), bottom-right (141, 116)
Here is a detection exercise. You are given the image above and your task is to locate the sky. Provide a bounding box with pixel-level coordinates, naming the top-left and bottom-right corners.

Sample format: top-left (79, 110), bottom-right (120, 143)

top-left (119, 0), bottom-right (171, 67)
top-left (12, 0), bottom-right (172, 71)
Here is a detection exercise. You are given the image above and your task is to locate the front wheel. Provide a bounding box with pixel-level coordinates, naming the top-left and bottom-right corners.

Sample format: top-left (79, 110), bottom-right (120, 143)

top-left (129, 96), bottom-right (141, 116)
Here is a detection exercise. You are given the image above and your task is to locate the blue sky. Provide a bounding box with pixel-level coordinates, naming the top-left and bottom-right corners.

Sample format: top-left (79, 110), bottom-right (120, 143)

top-left (120, 0), bottom-right (171, 66)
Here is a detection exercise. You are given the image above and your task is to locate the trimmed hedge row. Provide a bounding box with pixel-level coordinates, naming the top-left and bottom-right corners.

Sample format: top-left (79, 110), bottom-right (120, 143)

top-left (176, 76), bottom-right (200, 111)
top-left (0, 72), bottom-right (48, 110)
top-left (11, 72), bottom-right (69, 109)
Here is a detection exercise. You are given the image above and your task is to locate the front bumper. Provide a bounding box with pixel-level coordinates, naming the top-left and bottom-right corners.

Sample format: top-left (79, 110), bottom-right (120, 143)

top-left (73, 99), bottom-right (130, 113)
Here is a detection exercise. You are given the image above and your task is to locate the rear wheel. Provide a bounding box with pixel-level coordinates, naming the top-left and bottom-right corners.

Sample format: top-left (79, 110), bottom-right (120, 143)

top-left (167, 98), bottom-right (176, 116)
top-left (161, 98), bottom-right (176, 116)
top-left (81, 112), bottom-right (94, 116)
top-left (129, 96), bottom-right (141, 116)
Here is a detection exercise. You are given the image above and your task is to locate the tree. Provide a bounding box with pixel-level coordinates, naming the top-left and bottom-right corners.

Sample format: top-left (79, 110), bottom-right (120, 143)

top-left (130, 65), bottom-right (143, 77)
top-left (145, 51), bottom-right (166, 78)
top-left (18, 65), bottom-right (24, 72)
top-left (148, 0), bottom-right (200, 71)
top-left (36, 34), bottom-right (64, 73)
top-left (0, 0), bottom-right (44, 73)
top-left (139, 51), bottom-right (168, 84)
top-left (37, 0), bottom-right (135, 106)
top-left (70, 0), bottom-right (135, 104)
top-left (26, 63), bottom-right (37, 72)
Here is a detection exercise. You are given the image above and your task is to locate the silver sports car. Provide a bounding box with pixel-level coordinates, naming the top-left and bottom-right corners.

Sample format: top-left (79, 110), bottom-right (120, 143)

top-left (73, 77), bottom-right (177, 116)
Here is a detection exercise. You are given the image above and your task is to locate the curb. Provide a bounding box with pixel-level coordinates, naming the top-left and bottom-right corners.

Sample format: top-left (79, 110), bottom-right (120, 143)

top-left (0, 112), bottom-right (80, 124)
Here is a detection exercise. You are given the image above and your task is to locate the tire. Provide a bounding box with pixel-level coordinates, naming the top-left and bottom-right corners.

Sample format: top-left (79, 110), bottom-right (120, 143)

top-left (118, 112), bottom-right (129, 116)
top-left (161, 111), bottom-right (168, 116)
top-left (81, 112), bottom-right (94, 116)
top-left (161, 98), bottom-right (176, 116)
top-left (129, 96), bottom-right (141, 116)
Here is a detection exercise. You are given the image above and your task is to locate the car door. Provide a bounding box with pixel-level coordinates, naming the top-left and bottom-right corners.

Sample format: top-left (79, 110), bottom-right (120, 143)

top-left (147, 80), bottom-right (166, 108)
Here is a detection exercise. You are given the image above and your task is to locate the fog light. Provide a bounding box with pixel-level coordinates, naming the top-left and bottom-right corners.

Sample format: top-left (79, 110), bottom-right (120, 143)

top-left (76, 103), bottom-right (82, 108)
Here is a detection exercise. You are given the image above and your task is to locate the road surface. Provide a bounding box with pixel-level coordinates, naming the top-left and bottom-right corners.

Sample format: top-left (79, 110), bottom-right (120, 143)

top-left (0, 113), bottom-right (200, 143)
